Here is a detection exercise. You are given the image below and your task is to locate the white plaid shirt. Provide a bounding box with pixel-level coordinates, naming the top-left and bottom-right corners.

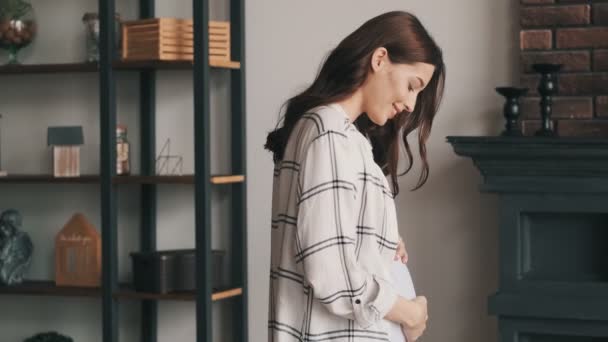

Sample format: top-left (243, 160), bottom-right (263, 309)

top-left (268, 104), bottom-right (401, 341)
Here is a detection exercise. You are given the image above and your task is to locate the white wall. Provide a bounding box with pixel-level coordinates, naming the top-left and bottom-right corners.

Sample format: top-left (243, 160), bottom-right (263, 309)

top-left (0, 0), bottom-right (517, 341)
top-left (246, 1), bottom-right (518, 342)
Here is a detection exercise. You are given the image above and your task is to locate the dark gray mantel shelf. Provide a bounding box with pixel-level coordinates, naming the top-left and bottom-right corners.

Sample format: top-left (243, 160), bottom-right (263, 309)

top-left (447, 136), bottom-right (608, 193)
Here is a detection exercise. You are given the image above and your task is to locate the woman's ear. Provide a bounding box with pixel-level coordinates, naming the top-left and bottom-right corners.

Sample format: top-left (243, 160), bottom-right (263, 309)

top-left (370, 47), bottom-right (388, 72)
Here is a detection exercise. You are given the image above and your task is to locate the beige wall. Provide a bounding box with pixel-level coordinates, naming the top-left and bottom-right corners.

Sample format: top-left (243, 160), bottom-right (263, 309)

top-left (246, 1), bottom-right (518, 341)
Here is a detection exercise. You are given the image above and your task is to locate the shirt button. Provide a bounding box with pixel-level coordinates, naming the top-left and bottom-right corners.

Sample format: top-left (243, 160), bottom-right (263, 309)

top-left (355, 299), bottom-right (361, 304)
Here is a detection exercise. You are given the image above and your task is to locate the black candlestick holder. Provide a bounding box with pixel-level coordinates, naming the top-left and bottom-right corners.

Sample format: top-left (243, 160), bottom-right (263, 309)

top-left (532, 63), bottom-right (562, 137)
top-left (496, 87), bottom-right (528, 136)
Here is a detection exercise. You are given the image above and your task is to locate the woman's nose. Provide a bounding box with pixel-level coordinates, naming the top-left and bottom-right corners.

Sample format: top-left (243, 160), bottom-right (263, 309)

top-left (404, 96), bottom-right (417, 113)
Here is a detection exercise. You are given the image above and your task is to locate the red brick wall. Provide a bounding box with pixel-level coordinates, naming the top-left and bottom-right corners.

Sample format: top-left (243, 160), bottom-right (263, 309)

top-left (519, 0), bottom-right (608, 136)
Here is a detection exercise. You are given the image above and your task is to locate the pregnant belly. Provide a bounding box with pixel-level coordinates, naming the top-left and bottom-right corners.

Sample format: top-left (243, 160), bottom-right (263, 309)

top-left (387, 260), bottom-right (416, 342)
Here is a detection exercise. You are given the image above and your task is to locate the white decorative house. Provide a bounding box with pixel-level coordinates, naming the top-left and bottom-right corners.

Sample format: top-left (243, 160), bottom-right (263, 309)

top-left (47, 126), bottom-right (84, 177)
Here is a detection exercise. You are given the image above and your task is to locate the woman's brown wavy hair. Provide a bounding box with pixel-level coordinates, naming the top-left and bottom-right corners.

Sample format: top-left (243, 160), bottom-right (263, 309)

top-left (264, 11), bottom-right (446, 195)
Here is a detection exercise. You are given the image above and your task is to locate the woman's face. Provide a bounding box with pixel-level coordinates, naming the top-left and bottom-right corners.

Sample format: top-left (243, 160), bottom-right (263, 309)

top-left (362, 48), bottom-right (435, 126)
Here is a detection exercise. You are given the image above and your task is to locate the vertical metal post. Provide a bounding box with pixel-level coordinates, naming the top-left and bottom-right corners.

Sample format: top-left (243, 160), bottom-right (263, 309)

top-left (100, 0), bottom-right (118, 340)
top-left (193, 0), bottom-right (212, 341)
top-left (139, 0), bottom-right (157, 341)
top-left (230, 0), bottom-right (248, 340)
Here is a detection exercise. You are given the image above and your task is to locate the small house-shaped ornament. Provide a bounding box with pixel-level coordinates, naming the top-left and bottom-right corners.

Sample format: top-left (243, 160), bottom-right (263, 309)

top-left (55, 213), bottom-right (101, 287)
top-left (47, 126), bottom-right (84, 177)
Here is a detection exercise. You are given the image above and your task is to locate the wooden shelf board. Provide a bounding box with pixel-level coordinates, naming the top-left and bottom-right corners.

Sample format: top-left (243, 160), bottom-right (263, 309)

top-left (209, 60), bottom-right (241, 69)
top-left (114, 175), bottom-right (194, 184)
top-left (115, 174), bottom-right (244, 184)
top-left (115, 287), bottom-right (243, 302)
top-left (212, 287), bottom-right (243, 301)
top-left (117, 59), bottom-right (240, 70)
top-left (0, 60), bottom-right (240, 74)
top-left (210, 174), bottom-right (245, 184)
top-left (0, 281), bottom-right (243, 302)
top-left (0, 174), bottom-right (244, 184)
top-left (117, 59), bottom-right (241, 70)
top-left (114, 60), bottom-right (194, 70)
top-left (0, 280), bottom-right (100, 298)
top-left (0, 174), bottom-right (100, 183)
top-left (0, 62), bottom-right (98, 74)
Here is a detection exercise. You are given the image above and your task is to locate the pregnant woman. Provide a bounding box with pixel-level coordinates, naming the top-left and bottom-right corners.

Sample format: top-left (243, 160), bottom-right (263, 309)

top-left (265, 11), bottom-right (445, 342)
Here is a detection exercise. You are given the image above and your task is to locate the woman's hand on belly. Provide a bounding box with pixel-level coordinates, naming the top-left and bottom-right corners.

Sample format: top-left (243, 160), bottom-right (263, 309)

top-left (401, 296), bottom-right (428, 341)
top-left (394, 236), bottom-right (408, 264)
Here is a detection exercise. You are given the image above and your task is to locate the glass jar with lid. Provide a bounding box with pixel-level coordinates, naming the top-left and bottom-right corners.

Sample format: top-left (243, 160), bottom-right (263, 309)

top-left (116, 124), bottom-right (130, 175)
top-left (82, 12), bottom-right (121, 62)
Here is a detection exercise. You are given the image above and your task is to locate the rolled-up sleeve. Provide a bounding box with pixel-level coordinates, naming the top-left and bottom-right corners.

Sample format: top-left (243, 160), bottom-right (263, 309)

top-left (295, 129), bottom-right (398, 329)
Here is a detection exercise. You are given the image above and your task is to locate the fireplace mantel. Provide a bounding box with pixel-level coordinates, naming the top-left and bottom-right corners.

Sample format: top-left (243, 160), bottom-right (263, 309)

top-left (447, 136), bottom-right (608, 193)
top-left (448, 135), bottom-right (608, 341)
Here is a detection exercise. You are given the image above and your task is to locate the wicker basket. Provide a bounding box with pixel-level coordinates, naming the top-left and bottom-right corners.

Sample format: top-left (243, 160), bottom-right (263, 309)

top-left (121, 18), bottom-right (239, 68)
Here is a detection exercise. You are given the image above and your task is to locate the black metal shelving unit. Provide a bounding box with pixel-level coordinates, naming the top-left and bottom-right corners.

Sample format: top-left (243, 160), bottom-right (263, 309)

top-left (0, 0), bottom-right (247, 340)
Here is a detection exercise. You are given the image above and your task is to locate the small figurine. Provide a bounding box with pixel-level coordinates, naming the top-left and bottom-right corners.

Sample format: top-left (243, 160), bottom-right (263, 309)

top-left (0, 209), bottom-right (33, 285)
top-left (47, 126), bottom-right (84, 177)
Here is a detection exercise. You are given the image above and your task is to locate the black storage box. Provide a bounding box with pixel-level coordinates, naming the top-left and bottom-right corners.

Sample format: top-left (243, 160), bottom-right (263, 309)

top-left (130, 249), bottom-right (225, 294)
